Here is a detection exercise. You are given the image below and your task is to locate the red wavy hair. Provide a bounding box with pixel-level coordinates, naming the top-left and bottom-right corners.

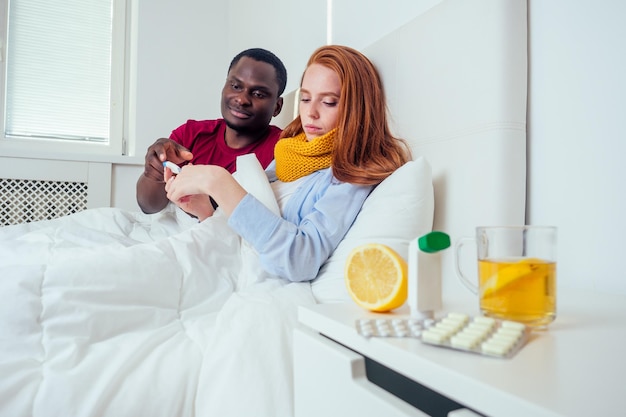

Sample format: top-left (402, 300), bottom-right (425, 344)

top-left (281, 45), bottom-right (411, 185)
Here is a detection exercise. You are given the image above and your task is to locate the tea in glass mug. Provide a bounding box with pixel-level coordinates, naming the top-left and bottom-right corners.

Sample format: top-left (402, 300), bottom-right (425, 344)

top-left (456, 226), bottom-right (557, 328)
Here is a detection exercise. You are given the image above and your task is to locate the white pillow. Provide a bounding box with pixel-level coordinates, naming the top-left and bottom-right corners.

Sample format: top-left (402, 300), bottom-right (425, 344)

top-left (311, 156), bottom-right (435, 303)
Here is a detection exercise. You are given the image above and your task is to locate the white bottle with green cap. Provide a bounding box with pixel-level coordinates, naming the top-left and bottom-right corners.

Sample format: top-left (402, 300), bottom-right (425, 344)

top-left (408, 231), bottom-right (451, 319)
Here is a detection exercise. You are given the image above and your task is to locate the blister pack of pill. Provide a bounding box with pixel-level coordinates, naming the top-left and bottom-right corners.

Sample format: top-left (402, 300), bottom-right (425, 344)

top-left (420, 312), bottom-right (529, 358)
top-left (355, 317), bottom-right (433, 339)
top-left (355, 312), bottom-right (530, 359)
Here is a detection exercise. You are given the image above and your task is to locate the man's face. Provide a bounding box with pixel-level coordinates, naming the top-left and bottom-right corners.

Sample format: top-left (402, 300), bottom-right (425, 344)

top-left (221, 56), bottom-right (282, 135)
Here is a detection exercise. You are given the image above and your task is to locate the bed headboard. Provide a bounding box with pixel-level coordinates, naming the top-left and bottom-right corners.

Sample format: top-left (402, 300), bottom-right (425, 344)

top-left (364, 0), bottom-right (528, 296)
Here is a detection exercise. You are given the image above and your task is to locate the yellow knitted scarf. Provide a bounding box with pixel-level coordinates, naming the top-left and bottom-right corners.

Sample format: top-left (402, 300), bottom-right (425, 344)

top-left (274, 129), bottom-right (336, 182)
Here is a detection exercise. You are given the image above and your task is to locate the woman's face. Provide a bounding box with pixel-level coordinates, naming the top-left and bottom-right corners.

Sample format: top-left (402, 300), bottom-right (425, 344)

top-left (299, 63), bottom-right (341, 141)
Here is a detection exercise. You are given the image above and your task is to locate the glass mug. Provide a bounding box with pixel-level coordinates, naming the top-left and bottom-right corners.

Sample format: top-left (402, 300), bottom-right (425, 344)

top-left (455, 226), bottom-right (557, 329)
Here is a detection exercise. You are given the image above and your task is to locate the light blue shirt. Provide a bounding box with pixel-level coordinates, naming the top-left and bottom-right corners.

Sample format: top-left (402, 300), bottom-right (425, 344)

top-left (228, 166), bottom-right (374, 282)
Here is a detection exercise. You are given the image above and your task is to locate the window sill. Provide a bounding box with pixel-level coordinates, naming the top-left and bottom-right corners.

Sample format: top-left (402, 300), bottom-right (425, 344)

top-left (0, 147), bottom-right (143, 166)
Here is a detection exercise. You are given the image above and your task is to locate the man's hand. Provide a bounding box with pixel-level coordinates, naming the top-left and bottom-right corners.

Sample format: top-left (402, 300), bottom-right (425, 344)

top-left (143, 138), bottom-right (193, 182)
top-left (136, 138), bottom-right (193, 214)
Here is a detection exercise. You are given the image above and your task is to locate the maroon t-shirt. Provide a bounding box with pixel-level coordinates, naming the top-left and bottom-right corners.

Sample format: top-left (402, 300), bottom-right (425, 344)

top-left (169, 119), bottom-right (281, 173)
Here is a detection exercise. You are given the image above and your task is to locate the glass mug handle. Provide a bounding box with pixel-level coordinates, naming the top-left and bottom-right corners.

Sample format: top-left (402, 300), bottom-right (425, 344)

top-left (455, 237), bottom-right (478, 295)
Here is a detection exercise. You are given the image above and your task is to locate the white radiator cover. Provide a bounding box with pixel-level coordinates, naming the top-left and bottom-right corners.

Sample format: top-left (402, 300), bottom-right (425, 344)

top-left (0, 157), bottom-right (112, 225)
top-left (0, 177), bottom-right (88, 225)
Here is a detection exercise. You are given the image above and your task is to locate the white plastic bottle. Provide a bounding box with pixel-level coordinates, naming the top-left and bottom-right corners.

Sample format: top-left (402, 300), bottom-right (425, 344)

top-left (408, 231), bottom-right (451, 319)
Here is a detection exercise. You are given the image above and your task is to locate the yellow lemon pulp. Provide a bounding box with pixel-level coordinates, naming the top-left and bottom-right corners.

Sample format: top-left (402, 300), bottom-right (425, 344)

top-left (345, 243), bottom-right (408, 312)
top-left (480, 257), bottom-right (544, 299)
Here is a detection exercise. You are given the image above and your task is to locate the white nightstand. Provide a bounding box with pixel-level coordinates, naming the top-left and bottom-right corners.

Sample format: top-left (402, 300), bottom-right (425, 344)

top-left (294, 290), bottom-right (626, 417)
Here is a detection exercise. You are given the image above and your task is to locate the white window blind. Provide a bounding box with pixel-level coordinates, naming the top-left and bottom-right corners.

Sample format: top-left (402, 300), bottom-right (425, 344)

top-left (5, 0), bottom-right (113, 143)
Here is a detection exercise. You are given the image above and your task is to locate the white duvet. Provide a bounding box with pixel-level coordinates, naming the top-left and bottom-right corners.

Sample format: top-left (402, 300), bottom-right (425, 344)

top-left (0, 157), bottom-right (317, 417)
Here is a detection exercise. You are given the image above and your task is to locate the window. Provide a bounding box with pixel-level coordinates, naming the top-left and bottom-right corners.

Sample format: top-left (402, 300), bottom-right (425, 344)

top-left (0, 0), bottom-right (127, 156)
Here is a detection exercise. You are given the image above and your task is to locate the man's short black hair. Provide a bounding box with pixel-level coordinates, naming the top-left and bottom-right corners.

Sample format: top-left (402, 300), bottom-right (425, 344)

top-left (229, 48), bottom-right (288, 96)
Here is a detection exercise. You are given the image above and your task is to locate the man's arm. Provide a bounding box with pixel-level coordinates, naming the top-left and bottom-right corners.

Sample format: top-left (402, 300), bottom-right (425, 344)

top-left (136, 173), bottom-right (169, 214)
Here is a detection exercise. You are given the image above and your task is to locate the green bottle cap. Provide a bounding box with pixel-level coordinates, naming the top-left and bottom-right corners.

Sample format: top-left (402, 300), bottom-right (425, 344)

top-left (418, 231), bottom-right (451, 253)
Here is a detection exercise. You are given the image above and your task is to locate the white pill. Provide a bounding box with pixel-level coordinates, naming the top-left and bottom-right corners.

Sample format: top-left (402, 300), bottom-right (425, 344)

top-left (422, 330), bottom-right (448, 344)
top-left (451, 334), bottom-right (479, 349)
top-left (481, 341), bottom-right (511, 356)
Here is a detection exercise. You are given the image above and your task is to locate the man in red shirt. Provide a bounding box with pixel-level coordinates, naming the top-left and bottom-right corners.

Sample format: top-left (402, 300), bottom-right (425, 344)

top-left (136, 48), bottom-right (287, 218)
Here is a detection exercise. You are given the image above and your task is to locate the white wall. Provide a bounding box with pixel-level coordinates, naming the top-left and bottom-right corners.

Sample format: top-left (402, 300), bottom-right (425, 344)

top-left (527, 0), bottom-right (626, 294)
top-left (131, 0), bottom-right (228, 154)
top-left (331, 0), bottom-right (441, 49)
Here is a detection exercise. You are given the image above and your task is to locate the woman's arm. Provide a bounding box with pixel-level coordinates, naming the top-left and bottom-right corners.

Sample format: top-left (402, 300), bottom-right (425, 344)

top-left (229, 172), bottom-right (373, 282)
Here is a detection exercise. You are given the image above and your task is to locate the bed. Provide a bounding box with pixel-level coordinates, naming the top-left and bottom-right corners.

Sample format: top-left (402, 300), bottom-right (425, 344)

top-left (0, 0), bottom-right (527, 416)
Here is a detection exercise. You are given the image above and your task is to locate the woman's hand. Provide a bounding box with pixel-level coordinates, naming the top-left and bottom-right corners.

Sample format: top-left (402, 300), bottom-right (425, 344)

top-left (174, 194), bottom-right (216, 221)
top-left (165, 164), bottom-right (248, 217)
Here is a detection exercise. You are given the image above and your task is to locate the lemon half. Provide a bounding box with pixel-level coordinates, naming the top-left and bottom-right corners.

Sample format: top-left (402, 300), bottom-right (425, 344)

top-left (345, 243), bottom-right (408, 312)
